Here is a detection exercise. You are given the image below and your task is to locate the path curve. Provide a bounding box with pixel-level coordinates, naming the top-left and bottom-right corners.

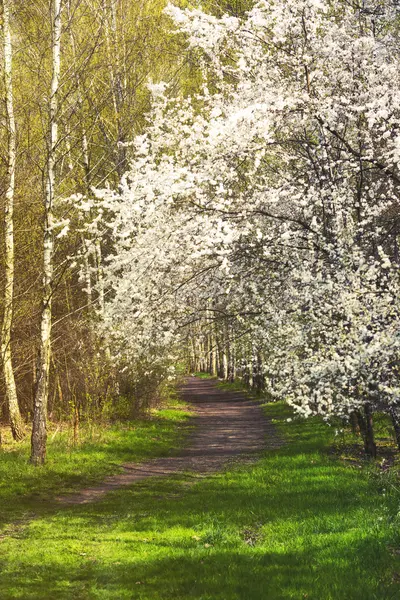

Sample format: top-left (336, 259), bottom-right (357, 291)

top-left (59, 377), bottom-right (281, 505)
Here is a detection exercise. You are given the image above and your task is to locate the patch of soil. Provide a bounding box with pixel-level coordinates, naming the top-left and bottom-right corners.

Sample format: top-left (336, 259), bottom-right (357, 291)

top-left (58, 377), bottom-right (282, 505)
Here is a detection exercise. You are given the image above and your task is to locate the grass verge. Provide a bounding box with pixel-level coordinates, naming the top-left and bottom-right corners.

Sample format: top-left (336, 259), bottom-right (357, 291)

top-left (0, 396), bottom-right (191, 530)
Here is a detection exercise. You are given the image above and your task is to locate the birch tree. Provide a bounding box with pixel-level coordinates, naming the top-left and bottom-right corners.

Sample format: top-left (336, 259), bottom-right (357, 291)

top-left (1, 0), bottom-right (24, 440)
top-left (30, 0), bottom-right (62, 465)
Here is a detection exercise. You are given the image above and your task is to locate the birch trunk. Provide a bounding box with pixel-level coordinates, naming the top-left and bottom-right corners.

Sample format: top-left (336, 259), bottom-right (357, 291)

top-left (211, 340), bottom-right (217, 376)
top-left (95, 238), bottom-right (106, 316)
top-left (248, 343), bottom-right (254, 389)
top-left (68, 3), bottom-right (104, 319)
top-left (1, 0), bottom-right (24, 441)
top-left (102, 0), bottom-right (126, 177)
top-left (208, 332), bottom-right (215, 375)
top-left (81, 236), bottom-right (93, 306)
top-left (222, 337), bottom-right (228, 381)
top-left (31, 0), bottom-right (62, 465)
top-left (230, 339), bottom-right (236, 382)
top-left (67, 1), bottom-right (94, 310)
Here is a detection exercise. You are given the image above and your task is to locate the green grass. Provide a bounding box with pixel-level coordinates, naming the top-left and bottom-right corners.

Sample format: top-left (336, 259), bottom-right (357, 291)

top-left (0, 399), bottom-right (191, 530)
top-left (216, 377), bottom-right (272, 401)
top-left (193, 372), bottom-right (217, 379)
top-left (0, 400), bottom-right (400, 599)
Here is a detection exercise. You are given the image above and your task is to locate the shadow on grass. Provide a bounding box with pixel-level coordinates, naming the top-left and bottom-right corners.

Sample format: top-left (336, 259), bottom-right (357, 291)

top-left (0, 403), bottom-right (399, 599)
top-left (0, 472), bottom-right (397, 600)
top-left (0, 410), bottom-right (192, 529)
top-left (0, 540), bottom-right (396, 600)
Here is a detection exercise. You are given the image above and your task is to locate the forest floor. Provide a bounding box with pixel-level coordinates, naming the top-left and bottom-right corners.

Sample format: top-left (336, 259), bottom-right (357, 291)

top-left (0, 378), bottom-right (400, 598)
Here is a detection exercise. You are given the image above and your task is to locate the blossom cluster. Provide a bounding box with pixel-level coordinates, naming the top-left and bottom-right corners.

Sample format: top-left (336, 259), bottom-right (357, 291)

top-left (84, 0), bottom-right (400, 420)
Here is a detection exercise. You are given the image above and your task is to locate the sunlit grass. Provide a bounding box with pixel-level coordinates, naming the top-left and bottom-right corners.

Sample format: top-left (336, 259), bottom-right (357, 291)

top-left (0, 398), bottom-right (399, 599)
top-left (193, 372), bottom-right (217, 379)
top-left (0, 400), bottom-right (191, 529)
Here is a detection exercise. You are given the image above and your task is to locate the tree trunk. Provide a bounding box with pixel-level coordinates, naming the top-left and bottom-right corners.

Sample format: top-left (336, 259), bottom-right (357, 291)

top-left (1, 0), bottom-right (24, 441)
top-left (363, 404), bottom-right (377, 458)
top-left (248, 344), bottom-right (254, 389)
top-left (222, 349), bottom-right (228, 381)
top-left (209, 328), bottom-right (217, 376)
top-left (67, 0), bottom-right (94, 313)
top-left (349, 411), bottom-right (359, 436)
top-left (215, 338), bottom-right (221, 377)
top-left (256, 351), bottom-right (264, 392)
top-left (207, 333), bottom-right (212, 374)
top-left (31, 0), bottom-right (62, 466)
top-left (81, 236), bottom-right (93, 306)
top-left (230, 338), bottom-right (236, 382)
top-left (102, 0), bottom-right (126, 177)
top-left (389, 406), bottom-right (400, 453)
top-left (356, 410), bottom-right (366, 439)
top-left (199, 339), bottom-right (206, 372)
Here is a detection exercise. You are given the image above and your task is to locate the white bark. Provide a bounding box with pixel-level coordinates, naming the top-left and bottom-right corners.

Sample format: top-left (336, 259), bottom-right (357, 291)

top-left (230, 338), bottom-right (236, 382)
top-left (1, 0), bottom-right (24, 440)
top-left (67, 0), bottom-right (91, 185)
top-left (31, 0), bottom-right (62, 465)
top-left (248, 342), bottom-right (254, 389)
top-left (81, 236), bottom-right (93, 306)
top-left (101, 0), bottom-right (125, 176)
top-left (94, 236), bottom-right (112, 360)
top-left (222, 348), bottom-right (228, 381)
top-left (95, 238), bottom-right (105, 315)
top-left (67, 0), bottom-right (94, 309)
top-left (211, 342), bottom-right (217, 376)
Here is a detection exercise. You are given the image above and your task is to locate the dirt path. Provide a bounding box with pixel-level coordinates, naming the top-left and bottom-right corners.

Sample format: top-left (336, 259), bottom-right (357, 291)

top-left (59, 377), bottom-right (281, 505)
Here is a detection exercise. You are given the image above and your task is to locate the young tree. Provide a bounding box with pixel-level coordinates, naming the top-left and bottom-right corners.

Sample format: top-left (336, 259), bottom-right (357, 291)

top-left (1, 0), bottom-right (24, 440)
top-left (31, 0), bottom-right (62, 465)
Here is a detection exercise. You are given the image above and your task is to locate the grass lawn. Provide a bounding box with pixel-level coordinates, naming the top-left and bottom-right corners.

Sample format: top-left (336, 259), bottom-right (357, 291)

top-left (0, 399), bottom-right (400, 599)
